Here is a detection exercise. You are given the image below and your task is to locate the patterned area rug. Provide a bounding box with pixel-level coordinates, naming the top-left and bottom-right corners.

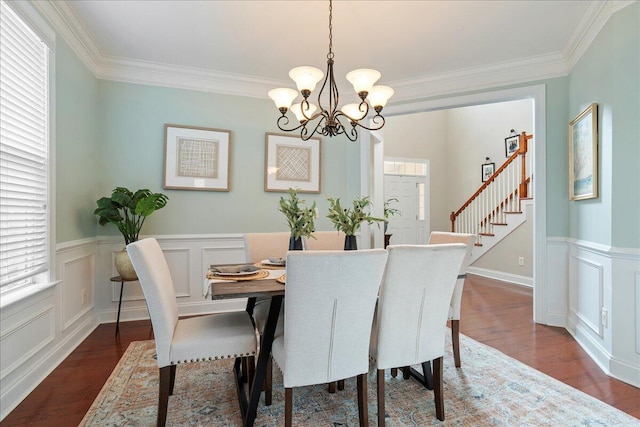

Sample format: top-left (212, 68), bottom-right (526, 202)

top-left (80, 333), bottom-right (638, 426)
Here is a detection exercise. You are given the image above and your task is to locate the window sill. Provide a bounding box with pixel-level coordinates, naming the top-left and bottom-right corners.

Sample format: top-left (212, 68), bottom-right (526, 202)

top-left (0, 280), bottom-right (60, 310)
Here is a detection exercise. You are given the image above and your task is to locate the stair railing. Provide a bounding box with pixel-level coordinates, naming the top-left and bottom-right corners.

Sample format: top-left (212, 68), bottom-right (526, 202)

top-left (450, 132), bottom-right (532, 243)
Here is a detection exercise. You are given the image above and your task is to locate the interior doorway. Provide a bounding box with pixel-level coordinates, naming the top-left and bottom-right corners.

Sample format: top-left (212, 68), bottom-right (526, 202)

top-left (362, 85), bottom-right (548, 325)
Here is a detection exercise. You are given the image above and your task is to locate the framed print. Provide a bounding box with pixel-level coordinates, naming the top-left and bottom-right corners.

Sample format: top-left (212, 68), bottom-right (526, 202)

top-left (481, 162), bottom-right (495, 182)
top-left (163, 124), bottom-right (231, 191)
top-left (569, 103), bottom-right (598, 201)
top-left (505, 134), bottom-right (519, 157)
top-left (265, 133), bottom-right (321, 193)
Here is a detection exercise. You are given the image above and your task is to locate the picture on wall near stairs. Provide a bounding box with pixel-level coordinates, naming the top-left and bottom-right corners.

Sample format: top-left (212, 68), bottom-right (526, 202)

top-left (481, 158), bottom-right (495, 182)
top-left (569, 103), bottom-right (598, 201)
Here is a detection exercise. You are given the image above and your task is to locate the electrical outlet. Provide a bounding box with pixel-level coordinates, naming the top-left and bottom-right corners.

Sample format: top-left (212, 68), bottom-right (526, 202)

top-left (81, 288), bottom-right (87, 305)
top-left (601, 308), bottom-right (608, 327)
top-left (518, 256), bottom-right (525, 266)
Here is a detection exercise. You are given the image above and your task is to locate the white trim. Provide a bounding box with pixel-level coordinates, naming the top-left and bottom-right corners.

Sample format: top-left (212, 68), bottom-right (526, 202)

top-left (5, 0), bottom-right (55, 49)
top-left (30, 0), bottom-right (626, 101)
top-left (467, 267), bottom-right (533, 288)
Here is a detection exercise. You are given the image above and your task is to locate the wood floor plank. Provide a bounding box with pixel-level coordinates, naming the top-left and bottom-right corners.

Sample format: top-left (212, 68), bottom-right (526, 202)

top-left (2, 275), bottom-right (638, 426)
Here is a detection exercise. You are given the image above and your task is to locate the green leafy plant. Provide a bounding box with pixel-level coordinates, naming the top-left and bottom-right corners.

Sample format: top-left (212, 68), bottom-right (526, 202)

top-left (278, 188), bottom-right (317, 240)
top-left (94, 187), bottom-right (169, 245)
top-left (384, 197), bottom-right (401, 220)
top-left (326, 195), bottom-right (384, 236)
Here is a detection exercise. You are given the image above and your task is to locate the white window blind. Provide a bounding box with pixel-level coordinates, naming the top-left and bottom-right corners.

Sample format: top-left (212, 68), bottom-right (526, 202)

top-left (0, 0), bottom-right (49, 290)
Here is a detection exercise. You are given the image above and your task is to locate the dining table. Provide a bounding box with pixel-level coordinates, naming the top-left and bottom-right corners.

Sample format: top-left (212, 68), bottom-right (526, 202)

top-left (207, 267), bottom-right (285, 427)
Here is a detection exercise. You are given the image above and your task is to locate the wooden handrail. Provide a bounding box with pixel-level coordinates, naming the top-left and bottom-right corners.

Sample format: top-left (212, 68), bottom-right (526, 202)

top-left (450, 131), bottom-right (532, 232)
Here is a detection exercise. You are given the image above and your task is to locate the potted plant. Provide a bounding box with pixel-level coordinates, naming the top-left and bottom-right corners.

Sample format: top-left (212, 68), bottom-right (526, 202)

top-left (94, 187), bottom-right (169, 279)
top-left (278, 188), bottom-right (317, 250)
top-left (326, 195), bottom-right (384, 250)
top-left (383, 197), bottom-right (401, 233)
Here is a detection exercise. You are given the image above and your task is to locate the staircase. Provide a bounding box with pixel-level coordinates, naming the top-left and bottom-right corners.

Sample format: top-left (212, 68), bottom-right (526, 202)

top-left (450, 132), bottom-right (533, 263)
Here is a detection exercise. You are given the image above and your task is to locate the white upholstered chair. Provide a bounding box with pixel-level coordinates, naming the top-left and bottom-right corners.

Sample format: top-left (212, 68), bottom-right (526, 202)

top-left (303, 230), bottom-right (346, 250)
top-left (370, 244), bottom-right (466, 424)
top-left (427, 231), bottom-right (476, 367)
top-left (127, 238), bottom-right (257, 427)
top-left (271, 249), bottom-right (388, 427)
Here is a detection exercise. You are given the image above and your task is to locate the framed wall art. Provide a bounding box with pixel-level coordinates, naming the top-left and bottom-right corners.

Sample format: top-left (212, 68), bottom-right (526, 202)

top-left (568, 103), bottom-right (598, 201)
top-left (481, 161), bottom-right (495, 182)
top-left (505, 134), bottom-right (519, 157)
top-left (163, 124), bottom-right (231, 191)
top-left (264, 133), bottom-right (321, 193)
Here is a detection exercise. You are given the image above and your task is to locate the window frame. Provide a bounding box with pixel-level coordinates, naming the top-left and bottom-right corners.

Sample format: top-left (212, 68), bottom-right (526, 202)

top-left (0, 0), bottom-right (55, 300)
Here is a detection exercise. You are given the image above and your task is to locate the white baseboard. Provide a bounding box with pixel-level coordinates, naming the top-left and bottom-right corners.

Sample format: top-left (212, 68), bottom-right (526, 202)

top-left (467, 266), bottom-right (533, 287)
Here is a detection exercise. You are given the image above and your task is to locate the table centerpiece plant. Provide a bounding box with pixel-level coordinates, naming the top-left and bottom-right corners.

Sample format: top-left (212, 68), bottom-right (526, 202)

top-left (326, 195), bottom-right (384, 250)
top-left (94, 187), bottom-right (169, 279)
top-left (383, 197), bottom-right (401, 233)
top-left (278, 188), bottom-right (317, 250)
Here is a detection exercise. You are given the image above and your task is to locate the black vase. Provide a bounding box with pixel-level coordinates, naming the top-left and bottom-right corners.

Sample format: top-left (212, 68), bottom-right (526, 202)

top-left (344, 235), bottom-right (358, 251)
top-left (289, 236), bottom-right (303, 250)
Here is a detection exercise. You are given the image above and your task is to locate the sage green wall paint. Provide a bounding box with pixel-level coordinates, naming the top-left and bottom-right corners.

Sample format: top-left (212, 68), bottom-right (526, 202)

top-left (96, 81), bottom-right (356, 238)
top-left (55, 38), bottom-right (100, 243)
top-left (568, 2), bottom-right (639, 247)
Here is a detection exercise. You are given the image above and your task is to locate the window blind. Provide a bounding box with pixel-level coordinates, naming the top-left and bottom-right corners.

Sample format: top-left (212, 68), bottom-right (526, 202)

top-left (0, 0), bottom-right (49, 289)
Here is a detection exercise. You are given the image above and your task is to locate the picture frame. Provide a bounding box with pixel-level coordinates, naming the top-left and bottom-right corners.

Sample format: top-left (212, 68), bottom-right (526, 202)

top-left (505, 134), bottom-right (519, 157)
top-left (481, 162), bottom-right (495, 182)
top-left (163, 124), bottom-right (231, 191)
top-left (568, 103), bottom-right (598, 201)
top-left (265, 133), bottom-right (321, 193)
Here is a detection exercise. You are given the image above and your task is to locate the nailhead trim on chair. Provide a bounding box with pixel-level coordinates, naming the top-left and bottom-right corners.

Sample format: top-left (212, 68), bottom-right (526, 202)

top-left (171, 351), bottom-right (256, 364)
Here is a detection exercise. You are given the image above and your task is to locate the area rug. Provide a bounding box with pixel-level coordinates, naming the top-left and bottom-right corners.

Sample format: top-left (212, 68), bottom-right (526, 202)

top-left (79, 333), bottom-right (638, 426)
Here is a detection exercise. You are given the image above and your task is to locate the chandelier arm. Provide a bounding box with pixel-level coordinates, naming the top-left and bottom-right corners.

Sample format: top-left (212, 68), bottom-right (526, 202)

top-left (276, 115), bottom-right (308, 133)
top-left (334, 111), bottom-right (386, 133)
top-left (332, 115), bottom-right (358, 142)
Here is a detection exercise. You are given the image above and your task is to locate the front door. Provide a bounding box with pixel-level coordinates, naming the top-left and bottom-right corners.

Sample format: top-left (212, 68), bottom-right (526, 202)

top-left (383, 174), bottom-right (427, 244)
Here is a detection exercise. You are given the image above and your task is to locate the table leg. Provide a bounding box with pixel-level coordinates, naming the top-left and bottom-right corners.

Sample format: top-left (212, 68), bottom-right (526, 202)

top-left (115, 281), bottom-right (124, 336)
top-left (243, 295), bottom-right (283, 427)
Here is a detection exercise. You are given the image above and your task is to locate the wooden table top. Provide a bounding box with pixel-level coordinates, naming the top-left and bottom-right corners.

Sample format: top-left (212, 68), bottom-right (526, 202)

top-left (208, 278), bottom-right (285, 300)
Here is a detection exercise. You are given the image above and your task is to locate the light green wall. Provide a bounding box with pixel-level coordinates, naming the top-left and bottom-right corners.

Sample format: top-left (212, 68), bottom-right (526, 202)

top-left (55, 38), bottom-right (100, 243)
top-left (568, 2), bottom-right (639, 247)
top-left (96, 81), bottom-right (357, 238)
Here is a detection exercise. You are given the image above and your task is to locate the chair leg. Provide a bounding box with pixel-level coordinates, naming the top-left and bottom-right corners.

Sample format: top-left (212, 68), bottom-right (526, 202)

top-left (422, 361), bottom-right (434, 390)
top-left (357, 373), bottom-right (369, 427)
top-left (285, 387), bottom-right (293, 427)
top-left (158, 366), bottom-right (172, 427)
top-left (168, 364), bottom-right (176, 395)
top-left (377, 369), bottom-right (385, 427)
top-left (242, 357), bottom-right (249, 383)
top-left (452, 319), bottom-right (461, 367)
top-left (402, 366), bottom-right (410, 379)
top-left (433, 356), bottom-right (444, 421)
top-left (390, 368), bottom-right (398, 378)
top-left (265, 357), bottom-right (273, 406)
top-left (247, 356), bottom-right (255, 391)
top-left (337, 379), bottom-right (345, 391)
top-left (328, 382), bottom-right (336, 393)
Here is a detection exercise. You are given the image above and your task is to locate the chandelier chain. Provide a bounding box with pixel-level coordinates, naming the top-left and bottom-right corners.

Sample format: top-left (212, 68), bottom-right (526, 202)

top-left (327, 0), bottom-right (333, 59)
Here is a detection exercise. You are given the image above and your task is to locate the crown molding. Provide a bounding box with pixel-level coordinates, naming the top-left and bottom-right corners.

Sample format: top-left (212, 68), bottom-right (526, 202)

top-left (34, 0), bottom-right (628, 102)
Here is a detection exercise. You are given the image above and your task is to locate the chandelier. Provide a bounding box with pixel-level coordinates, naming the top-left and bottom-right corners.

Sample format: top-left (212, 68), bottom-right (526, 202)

top-left (268, 0), bottom-right (394, 142)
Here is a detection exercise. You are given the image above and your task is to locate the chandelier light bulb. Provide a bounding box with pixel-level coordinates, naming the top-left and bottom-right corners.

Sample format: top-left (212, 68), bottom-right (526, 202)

top-left (367, 85), bottom-right (395, 109)
top-left (346, 69), bottom-right (381, 98)
top-left (268, 88), bottom-right (298, 112)
top-left (340, 103), bottom-right (367, 122)
top-left (290, 102), bottom-right (318, 122)
top-left (289, 66), bottom-right (324, 95)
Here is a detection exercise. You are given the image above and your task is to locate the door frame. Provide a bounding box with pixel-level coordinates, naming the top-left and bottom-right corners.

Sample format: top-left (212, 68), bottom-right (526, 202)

top-left (360, 84), bottom-right (548, 325)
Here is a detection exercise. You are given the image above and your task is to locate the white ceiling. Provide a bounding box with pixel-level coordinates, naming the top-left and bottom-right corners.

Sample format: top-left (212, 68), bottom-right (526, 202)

top-left (36, 0), bottom-right (628, 101)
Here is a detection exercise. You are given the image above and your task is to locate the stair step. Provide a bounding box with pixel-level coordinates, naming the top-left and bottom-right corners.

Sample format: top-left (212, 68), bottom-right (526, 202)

top-left (504, 211), bottom-right (522, 214)
top-left (520, 197), bottom-right (533, 200)
top-left (479, 233), bottom-right (495, 237)
top-left (490, 222), bottom-right (508, 226)
top-left (474, 243), bottom-right (483, 246)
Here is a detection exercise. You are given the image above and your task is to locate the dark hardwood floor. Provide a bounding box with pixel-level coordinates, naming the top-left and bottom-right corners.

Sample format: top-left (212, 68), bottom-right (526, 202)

top-left (2, 275), bottom-right (639, 426)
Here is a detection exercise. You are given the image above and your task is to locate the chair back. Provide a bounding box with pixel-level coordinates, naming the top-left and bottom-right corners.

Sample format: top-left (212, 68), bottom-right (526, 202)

top-left (428, 231), bottom-right (476, 319)
top-left (303, 231), bottom-right (345, 250)
top-left (127, 238), bottom-right (178, 367)
top-left (374, 244), bottom-right (466, 369)
top-left (281, 249), bottom-right (388, 387)
top-left (243, 232), bottom-right (291, 263)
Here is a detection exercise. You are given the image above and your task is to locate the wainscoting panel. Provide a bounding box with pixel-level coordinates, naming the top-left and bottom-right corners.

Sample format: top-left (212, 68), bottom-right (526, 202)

top-left (572, 256), bottom-right (604, 338)
top-left (61, 253), bottom-right (95, 331)
top-left (636, 272), bottom-right (640, 355)
top-left (163, 247), bottom-right (191, 298)
top-left (545, 240), bottom-right (568, 326)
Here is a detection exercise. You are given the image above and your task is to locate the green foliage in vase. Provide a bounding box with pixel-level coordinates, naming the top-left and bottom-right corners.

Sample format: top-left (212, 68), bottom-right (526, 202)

top-left (384, 197), bottom-right (401, 219)
top-left (94, 187), bottom-right (169, 245)
top-left (326, 195), bottom-right (384, 236)
top-left (278, 188), bottom-right (317, 240)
